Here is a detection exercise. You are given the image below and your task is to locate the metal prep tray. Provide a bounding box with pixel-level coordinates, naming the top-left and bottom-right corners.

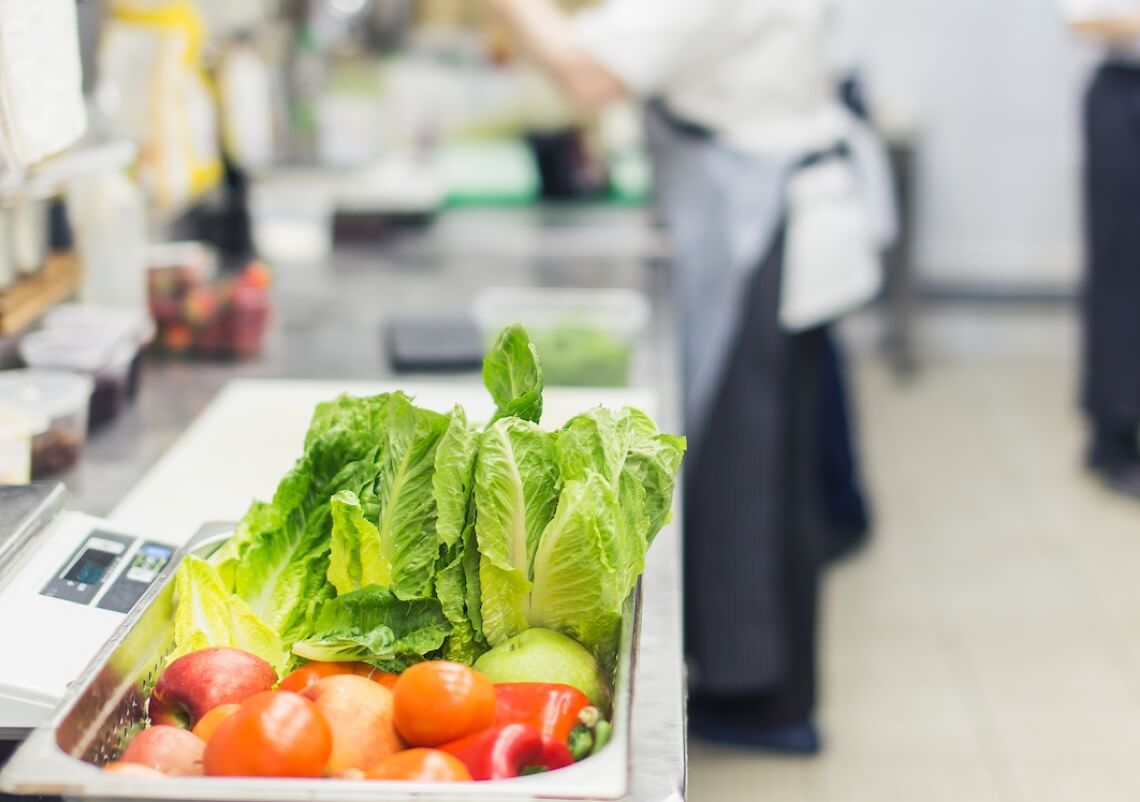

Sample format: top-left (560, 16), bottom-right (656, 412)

top-left (0, 526), bottom-right (642, 802)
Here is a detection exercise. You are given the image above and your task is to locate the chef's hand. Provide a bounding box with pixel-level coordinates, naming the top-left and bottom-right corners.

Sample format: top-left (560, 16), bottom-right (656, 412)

top-left (486, 0), bottom-right (628, 110)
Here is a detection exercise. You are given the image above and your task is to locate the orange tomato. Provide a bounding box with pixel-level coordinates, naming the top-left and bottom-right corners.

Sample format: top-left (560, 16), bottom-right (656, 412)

top-left (392, 662), bottom-right (495, 747)
top-left (278, 662), bottom-right (397, 694)
top-left (191, 703), bottom-right (240, 742)
top-left (203, 691), bottom-right (331, 778)
top-left (365, 749), bottom-right (472, 782)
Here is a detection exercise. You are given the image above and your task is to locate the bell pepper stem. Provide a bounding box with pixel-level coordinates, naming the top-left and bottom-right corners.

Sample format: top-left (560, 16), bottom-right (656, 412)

top-left (591, 720), bottom-right (613, 756)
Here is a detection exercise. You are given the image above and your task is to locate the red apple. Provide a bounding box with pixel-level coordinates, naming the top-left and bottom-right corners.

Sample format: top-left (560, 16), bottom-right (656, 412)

top-left (148, 647), bottom-right (276, 728)
top-left (120, 725), bottom-right (205, 776)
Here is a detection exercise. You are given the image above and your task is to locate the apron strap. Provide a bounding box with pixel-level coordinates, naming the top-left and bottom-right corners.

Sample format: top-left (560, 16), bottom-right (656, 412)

top-left (650, 97), bottom-right (848, 170)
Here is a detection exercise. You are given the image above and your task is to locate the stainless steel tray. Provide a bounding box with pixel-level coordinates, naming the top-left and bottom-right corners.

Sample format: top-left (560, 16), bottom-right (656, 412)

top-left (0, 526), bottom-right (641, 802)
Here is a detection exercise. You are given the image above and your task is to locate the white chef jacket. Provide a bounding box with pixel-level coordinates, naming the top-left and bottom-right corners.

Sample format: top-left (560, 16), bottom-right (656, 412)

top-left (572, 0), bottom-right (848, 155)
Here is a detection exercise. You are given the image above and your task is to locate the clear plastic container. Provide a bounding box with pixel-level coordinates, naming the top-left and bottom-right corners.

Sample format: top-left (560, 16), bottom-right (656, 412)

top-left (44, 304), bottom-right (155, 348)
top-left (42, 305), bottom-right (155, 410)
top-left (473, 287), bottom-right (650, 387)
top-left (0, 370), bottom-right (94, 478)
top-left (19, 329), bottom-right (137, 428)
top-left (0, 407), bottom-right (48, 484)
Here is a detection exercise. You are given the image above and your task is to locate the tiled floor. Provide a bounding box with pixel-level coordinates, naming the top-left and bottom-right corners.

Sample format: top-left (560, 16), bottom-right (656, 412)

top-left (688, 318), bottom-right (1140, 801)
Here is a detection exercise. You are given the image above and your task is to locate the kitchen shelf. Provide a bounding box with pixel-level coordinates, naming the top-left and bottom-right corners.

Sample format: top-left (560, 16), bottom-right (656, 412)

top-left (0, 252), bottom-right (82, 335)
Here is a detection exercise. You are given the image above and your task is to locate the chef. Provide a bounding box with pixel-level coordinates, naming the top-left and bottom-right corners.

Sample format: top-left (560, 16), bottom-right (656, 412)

top-left (487, 0), bottom-right (883, 752)
top-left (1063, 0), bottom-right (1140, 497)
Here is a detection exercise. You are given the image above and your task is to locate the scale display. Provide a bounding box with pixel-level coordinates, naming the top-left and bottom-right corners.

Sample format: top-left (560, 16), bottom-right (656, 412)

top-left (97, 542), bottom-right (174, 613)
top-left (63, 548), bottom-right (117, 585)
top-left (40, 533), bottom-right (131, 605)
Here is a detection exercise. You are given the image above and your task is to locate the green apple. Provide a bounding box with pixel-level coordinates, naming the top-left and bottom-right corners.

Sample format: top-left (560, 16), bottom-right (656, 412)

top-left (474, 628), bottom-right (613, 712)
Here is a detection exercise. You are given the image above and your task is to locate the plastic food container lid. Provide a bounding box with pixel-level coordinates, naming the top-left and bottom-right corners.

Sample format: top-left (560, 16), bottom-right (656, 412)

top-left (20, 328), bottom-right (127, 373)
top-left (0, 370), bottom-right (95, 420)
top-left (44, 304), bottom-right (156, 346)
top-left (472, 287), bottom-right (650, 337)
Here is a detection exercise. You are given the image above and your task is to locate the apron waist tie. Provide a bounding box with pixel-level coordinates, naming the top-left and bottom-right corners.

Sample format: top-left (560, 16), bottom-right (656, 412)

top-left (648, 98), bottom-right (848, 169)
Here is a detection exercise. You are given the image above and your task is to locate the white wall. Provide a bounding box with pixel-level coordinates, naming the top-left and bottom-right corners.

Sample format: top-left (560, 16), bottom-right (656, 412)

top-left (860, 0), bottom-right (1101, 288)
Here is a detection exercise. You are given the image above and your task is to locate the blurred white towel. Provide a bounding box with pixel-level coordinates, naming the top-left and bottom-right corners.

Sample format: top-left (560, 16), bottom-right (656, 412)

top-left (0, 0), bottom-right (87, 170)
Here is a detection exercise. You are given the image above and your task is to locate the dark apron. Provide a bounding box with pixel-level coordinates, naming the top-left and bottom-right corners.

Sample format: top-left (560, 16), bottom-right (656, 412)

top-left (647, 104), bottom-right (830, 720)
top-left (1083, 62), bottom-right (1140, 431)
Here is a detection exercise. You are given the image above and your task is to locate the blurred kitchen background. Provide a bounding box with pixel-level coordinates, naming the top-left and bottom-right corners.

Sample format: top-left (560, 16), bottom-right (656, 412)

top-left (1, 1), bottom-right (1138, 800)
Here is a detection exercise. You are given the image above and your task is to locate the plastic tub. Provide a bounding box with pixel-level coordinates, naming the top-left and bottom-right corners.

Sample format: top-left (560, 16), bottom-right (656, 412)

top-left (19, 328), bottom-right (138, 428)
top-left (41, 304), bottom-right (154, 409)
top-left (473, 287), bottom-right (650, 387)
top-left (0, 370), bottom-right (94, 478)
top-left (0, 408), bottom-right (48, 484)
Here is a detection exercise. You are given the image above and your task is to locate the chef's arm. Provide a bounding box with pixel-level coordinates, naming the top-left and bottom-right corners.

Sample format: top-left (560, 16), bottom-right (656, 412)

top-left (488, 0), bottom-right (629, 110)
top-left (1069, 12), bottom-right (1140, 42)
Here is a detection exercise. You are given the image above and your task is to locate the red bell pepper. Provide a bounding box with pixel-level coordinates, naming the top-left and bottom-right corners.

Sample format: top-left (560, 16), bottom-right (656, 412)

top-left (439, 724), bottom-right (573, 780)
top-left (494, 683), bottom-right (604, 761)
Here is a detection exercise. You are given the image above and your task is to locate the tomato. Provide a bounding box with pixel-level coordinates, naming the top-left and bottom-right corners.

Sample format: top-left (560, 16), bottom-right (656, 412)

top-left (203, 691), bottom-right (332, 778)
top-left (278, 662), bottom-right (398, 694)
top-left (365, 748), bottom-right (472, 782)
top-left (191, 703), bottom-right (239, 742)
top-left (392, 661), bottom-right (496, 747)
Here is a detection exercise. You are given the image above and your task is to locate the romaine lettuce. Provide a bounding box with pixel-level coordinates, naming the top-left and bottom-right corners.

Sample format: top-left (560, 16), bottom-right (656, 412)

top-left (291, 585), bottom-right (450, 672)
top-left (328, 490), bottom-right (390, 595)
top-left (528, 475), bottom-right (628, 665)
top-left (374, 394), bottom-right (450, 600)
top-left (475, 417), bottom-right (560, 645)
top-left (483, 324), bottom-right (544, 425)
top-left (432, 407), bottom-right (487, 662)
top-left (170, 555), bottom-right (289, 673)
top-left (176, 325), bottom-right (685, 679)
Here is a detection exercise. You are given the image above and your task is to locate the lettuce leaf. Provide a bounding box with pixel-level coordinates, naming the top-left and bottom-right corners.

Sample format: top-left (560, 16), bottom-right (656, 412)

top-left (461, 522), bottom-right (484, 640)
top-left (432, 407), bottom-right (487, 663)
top-left (433, 407), bottom-right (479, 550)
top-left (483, 324), bottom-right (544, 425)
top-left (209, 500), bottom-right (280, 592)
top-left (436, 536), bottom-right (485, 664)
top-left (376, 394), bottom-right (450, 600)
top-left (475, 417), bottom-right (560, 645)
top-left (291, 586), bottom-right (450, 672)
top-left (528, 476), bottom-right (628, 666)
top-left (528, 407), bottom-right (687, 667)
top-left (622, 408), bottom-right (687, 545)
top-left (328, 490), bottom-right (390, 595)
top-left (214, 393), bottom-right (397, 646)
top-left (170, 555), bottom-right (289, 674)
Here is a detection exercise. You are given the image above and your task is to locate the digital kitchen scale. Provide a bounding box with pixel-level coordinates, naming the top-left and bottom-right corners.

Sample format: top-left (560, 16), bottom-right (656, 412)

top-left (0, 483), bottom-right (175, 740)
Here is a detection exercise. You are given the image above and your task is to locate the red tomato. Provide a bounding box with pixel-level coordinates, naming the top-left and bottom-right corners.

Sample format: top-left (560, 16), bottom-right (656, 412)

top-left (203, 691), bottom-right (331, 778)
top-left (365, 748), bottom-right (472, 782)
top-left (278, 662), bottom-right (398, 694)
top-left (392, 662), bottom-right (496, 747)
